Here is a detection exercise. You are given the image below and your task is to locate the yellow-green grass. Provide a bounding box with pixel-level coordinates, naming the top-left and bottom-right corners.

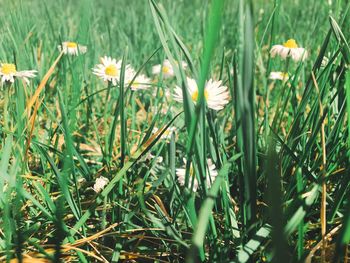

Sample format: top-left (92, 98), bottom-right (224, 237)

top-left (0, 0), bottom-right (350, 262)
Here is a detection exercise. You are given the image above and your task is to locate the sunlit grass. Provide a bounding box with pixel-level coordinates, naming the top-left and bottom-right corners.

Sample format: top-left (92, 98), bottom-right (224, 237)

top-left (0, 0), bottom-right (350, 262)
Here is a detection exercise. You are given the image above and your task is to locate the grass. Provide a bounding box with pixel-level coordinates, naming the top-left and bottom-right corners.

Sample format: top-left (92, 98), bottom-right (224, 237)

top-left (1, 0), bottom-right (350, 262)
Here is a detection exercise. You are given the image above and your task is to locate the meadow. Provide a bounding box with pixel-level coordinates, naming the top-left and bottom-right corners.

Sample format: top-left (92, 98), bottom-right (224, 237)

top-left (0, 0), bottom-right (350, 262)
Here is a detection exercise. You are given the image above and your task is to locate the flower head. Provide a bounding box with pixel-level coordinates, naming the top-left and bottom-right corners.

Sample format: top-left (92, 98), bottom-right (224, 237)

top-left (146, 153), bottom-right (164, 164)
top-left (176, 158), bottom-right (218, 192)
top-left (173, 77), bottom-right (229, 111)
top-left (269, 71), bottom-right (289, 81)
top-left (270, 39), bottom-right (308, 62)
top-left (321, 56), bottom-right (329, 68)
top-left (58, 41), bottom-right (87, 56)
top-left (152, 59), bottom-right (187, 78)
top-left (152, 126), bottom-right (176, 141)
top-left (93, 176), bottom-right (109, 193)
top-left (0, 63), bottom-right (37, 84)
top-left (127, 73), bottom-right (151, 91)
top-left (92, 56), bottom-right (122, 85)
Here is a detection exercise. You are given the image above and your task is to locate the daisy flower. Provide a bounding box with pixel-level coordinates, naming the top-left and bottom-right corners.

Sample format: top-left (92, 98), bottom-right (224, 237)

top-left (269, 71), bottom-right (289, 81)
top-left (92, 56), bottom-right (122, 86)
top-left (321, 56), bottom-right (329, 68)
top-left (176, 158), bottom-right (218, 192)
top-left (152, 126), bottom-right (176, 140)
top-left (173, 77), bottom-right (229, 111)
top-left (0, 63), bottom-right (37, 84)
top-left (146, 153), bottom-right (164, 164)
top-left (127, 73), bottom-right (151, 91)
top-left (152, 59), bottom-right (187, 78)
top-left (93, 176), bottom-right (109, 193)
top-left (58, 41), bottom-right (87, 56)
top-left (270, 39), bottom-right (308, 62)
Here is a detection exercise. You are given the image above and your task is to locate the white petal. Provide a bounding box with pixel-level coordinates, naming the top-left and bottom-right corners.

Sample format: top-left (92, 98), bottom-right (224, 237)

top-left (152, 64), bottom-right (161, 75)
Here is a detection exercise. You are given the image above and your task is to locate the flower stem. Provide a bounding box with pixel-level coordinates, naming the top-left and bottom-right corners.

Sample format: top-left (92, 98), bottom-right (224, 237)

top-left (3, 86), bottom-right (10, 131)
top-left (104, 82), bottom-right (112, 164)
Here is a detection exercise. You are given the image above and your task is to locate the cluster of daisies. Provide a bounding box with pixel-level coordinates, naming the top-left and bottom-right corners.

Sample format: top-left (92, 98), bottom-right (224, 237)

top-left (268, 39), bottom-right (308, 81)
top-left (90, 40), bottom-right (307, 193)
top-left (0, 39), bottom-right (307, 194)
top-left (89, 56), bottom-right (228, 193)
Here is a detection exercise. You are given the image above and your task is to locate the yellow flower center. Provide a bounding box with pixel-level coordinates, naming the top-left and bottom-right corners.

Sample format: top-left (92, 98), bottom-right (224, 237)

top-left (283, 39), bottom-right (298, 49)
top-left (163, 130), bottom-right (170, 136)
top-left (281, 72), bottom-right (289, 79)
top-left (191, 89), bottom-right (208, 102)
top-left (1, 63), bottom-right (17, 75)
top-left (66, 42), bottom-right (78, 48)
top-left (105, 64), bottom-right (118, 77)
top-left (162, 65), bottom-right (171, 74)
top-left (132, 81), bottom-right (141, 89)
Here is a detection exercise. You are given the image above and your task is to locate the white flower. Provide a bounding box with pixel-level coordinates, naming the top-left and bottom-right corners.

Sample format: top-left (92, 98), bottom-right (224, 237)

top-left (92, 56), bottom-right (122, 86)
top-left (147, 153), bottom-right (164, 163)
top-left (269, 71), bottom-right (289, 81)
top-left (93, 176), bottom-right (109, 193)
top-left (173, 77), bottom-right (229, 111)
top-left (270, 39), bottom-right (308, 62)
top-left (92, 56), bottom-right (136, 86)
top-left (127, 73), bottom-right (151, 91)
top-left (0, 63), bottom-right (37, 84)
top-left (153, 126), bottom-right (176, 140)
top-left (176, 158), bottom-right (218, 192)
top-left (152, 59), bottom-right (187, 78)
top-left (58, 41), bottom-right (87, 56)
top-left (321, 56), bottom-right (329, 68)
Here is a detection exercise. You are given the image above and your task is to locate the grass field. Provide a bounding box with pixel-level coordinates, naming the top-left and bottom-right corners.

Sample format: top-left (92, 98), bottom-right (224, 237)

top-left (1, 0), bottom-right (350, 262)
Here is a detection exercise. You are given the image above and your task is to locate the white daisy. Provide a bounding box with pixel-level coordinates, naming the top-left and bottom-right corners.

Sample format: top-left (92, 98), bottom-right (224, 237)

top-left (269, 71), bottom-right (289, 81)
top-left (270, 39), bottom-right (308, 62)
top-left (92, 56), bottom-right (122, 86)
top-left (93, 176), bottom-right (109, 193)
top-left (123, 67), bottom-right (136, 85)
top-left (127, 73), bottom-right (151, 91)
top-left (152, 59), bottom-right (187, 78)
top-left (176, 158), bottom-right (218, 192)
top-left (152, 126), bottom-right (176, 140)
top-left (146, 153), bottom-right (164, 164)
top-left (173, 77), bottom-right (229, 111)
top-left (0, 63), bottom-right (37, 84)
top-left (321, 56), bottom-right (329, 68)
top-left (58, 41), bottom-right (87, 56)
